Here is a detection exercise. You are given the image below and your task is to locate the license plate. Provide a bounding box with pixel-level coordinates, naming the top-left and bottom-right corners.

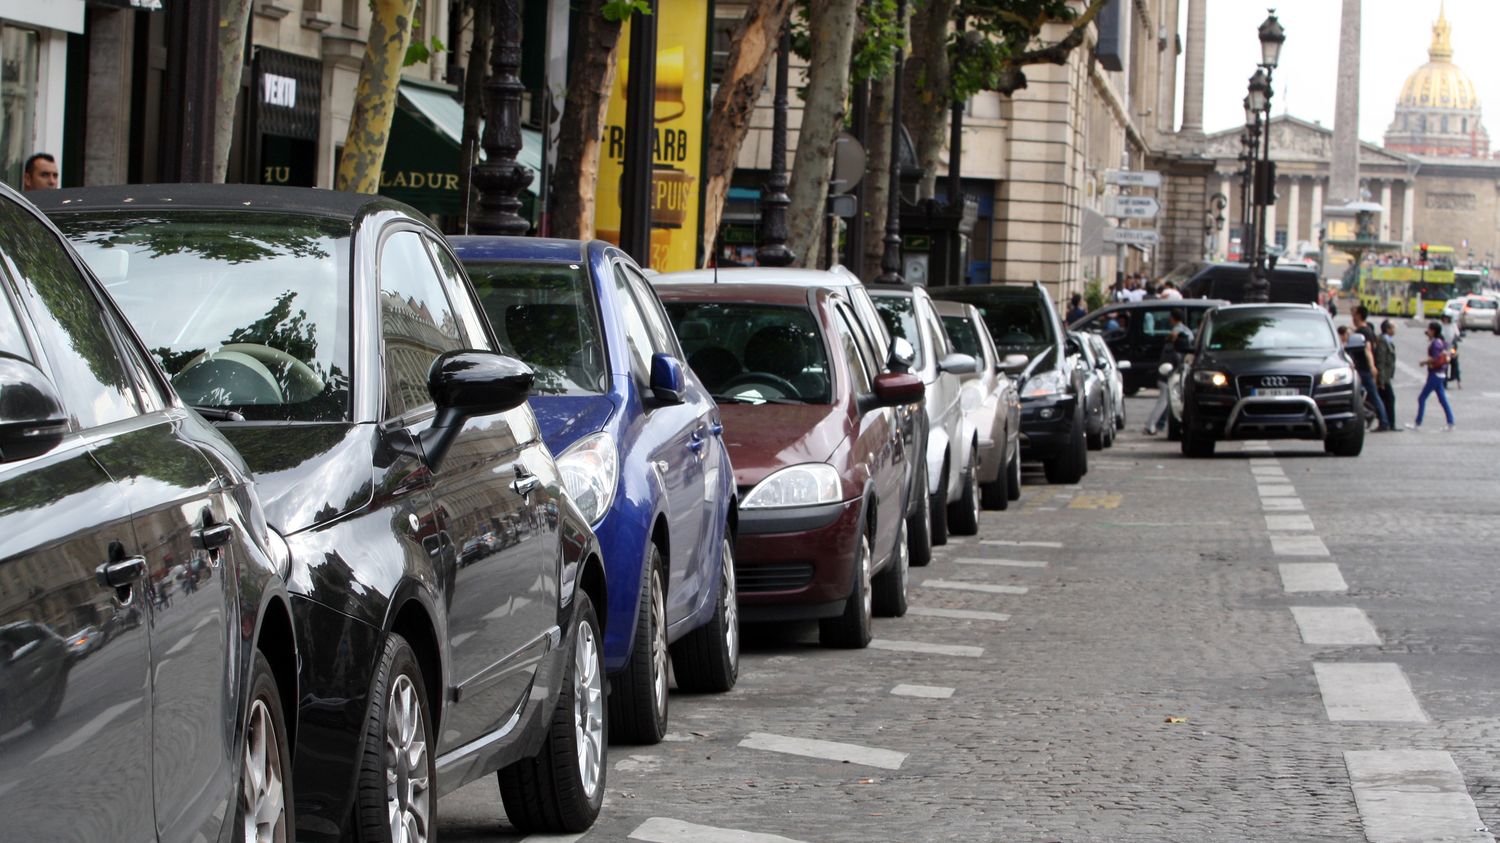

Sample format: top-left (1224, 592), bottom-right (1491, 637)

top-left (1253, 387), bottom-right (1298, 397)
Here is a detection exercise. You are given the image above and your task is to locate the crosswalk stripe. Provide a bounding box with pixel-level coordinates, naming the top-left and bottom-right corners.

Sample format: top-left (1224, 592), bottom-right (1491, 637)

top-left (1313, 662), bottom-right (1427, 722)
top-left (870, 639), bottom-right (983, 658)
top-left (739, 732), bottom-right (907, 770)
top-left (907, 606), bottom-right (1011, 622)
top-left (921, 579), bottom-right (1028, 595)
top-left (891, 684), bottom-right (956, 699)
top-left (1278, 563), bottom-right (1348, 593)
top-left (1271, 534), bottom-right (1330, 556)
top-left (1344, 751), bottom-right (1494, 843)
top-left (1290, 606), bottom-right (1381, 645)
top-left (954, 557), bottom-right (1048, 568)
top-left (629, 817), bottom-right (811, 843)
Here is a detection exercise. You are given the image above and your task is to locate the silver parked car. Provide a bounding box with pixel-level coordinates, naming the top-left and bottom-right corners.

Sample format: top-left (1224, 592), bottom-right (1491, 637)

top-left (1083, 332), bottom-right (1129, 433)
top-left (935, 300), bottom-right (1022, 510)
top-left (1458, 295), bottom-right (1499, 332)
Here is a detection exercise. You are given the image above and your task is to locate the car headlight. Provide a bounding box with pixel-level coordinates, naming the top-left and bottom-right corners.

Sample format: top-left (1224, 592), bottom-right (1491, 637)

top-left (1022, 371), bottom-right (1067, 399)
top-left (1193, 370), bottom-right (1230, 388)
top-left (556, 432), bottom-right (618, 525)
top-left (1319, 367), bottom-right (1355, 387)
top-left (742, 463), bottom-right (842, 509)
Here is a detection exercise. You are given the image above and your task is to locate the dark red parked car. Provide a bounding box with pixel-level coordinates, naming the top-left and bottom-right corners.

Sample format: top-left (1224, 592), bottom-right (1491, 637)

top-left (654, 283), bottom-right (922, 648)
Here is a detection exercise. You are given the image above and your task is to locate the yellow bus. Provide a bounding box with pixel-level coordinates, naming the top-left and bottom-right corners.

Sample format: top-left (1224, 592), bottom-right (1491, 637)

top-left (1357, 245), bottom-right (1456, 316)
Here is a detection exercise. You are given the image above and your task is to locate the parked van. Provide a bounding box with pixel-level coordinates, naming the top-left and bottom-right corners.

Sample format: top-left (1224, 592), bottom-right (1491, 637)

top-left (1166, 261), bottom-right (1320, 305)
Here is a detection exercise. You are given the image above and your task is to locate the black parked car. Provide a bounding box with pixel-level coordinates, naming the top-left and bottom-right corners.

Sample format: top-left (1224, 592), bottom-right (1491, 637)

top-left (931, 282), bottom-right (1088, 484)
top-left (1180, 303), bottom-right (1363, 457)
top-left (1166, 261), bottom-right (1320, 304)
top-left (41, 185), bottom-right (612, 838)
top-left (0, 184), bottom-right (296, 841)
top-left (1070, 298), bottom-right (1224, 393)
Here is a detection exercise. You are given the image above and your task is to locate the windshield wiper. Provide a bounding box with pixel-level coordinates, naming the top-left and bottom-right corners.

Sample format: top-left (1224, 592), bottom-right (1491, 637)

top-left (189, 405), bottom-right (246, 422)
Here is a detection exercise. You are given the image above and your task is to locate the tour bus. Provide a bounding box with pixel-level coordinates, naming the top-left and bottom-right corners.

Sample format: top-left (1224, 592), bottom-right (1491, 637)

top-left (1356, 245), bottom-right (1456, 317)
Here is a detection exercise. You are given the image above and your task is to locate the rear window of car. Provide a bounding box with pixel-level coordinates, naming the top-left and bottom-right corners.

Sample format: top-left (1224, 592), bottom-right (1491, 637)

top-left (871, 295), bottom-right (925, 370)
top-left (1203, 310), bottom-right (1335, 352)
top-left (941, 315), bottom-right (980, 358)
top-left (1467, 298), bottom-right (1496, 309)
top-left (462, 260), bottom-right (607, 395)
top-left (663, 301), bottom-right (831, 405)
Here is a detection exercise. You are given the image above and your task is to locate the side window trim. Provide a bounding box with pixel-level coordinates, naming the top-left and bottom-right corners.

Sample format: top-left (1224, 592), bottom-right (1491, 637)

top-left (377, 226), bottom-right (468, 423)
top-left (423, 234), bottom-right (493, 352)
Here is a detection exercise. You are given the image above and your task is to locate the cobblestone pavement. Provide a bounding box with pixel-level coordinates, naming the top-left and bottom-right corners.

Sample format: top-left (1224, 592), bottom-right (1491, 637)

top-left (440, 313), bottom-right (1500, 842)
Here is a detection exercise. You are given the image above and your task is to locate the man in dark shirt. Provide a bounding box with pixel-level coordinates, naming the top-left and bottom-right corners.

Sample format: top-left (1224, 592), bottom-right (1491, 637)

top-left (1349, 306), bottom-right (1392, 431)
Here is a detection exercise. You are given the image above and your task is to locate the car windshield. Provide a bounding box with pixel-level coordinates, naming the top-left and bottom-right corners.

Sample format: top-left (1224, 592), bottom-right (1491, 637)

top-left (57, 211), bottom-right (352, 421)
top-left (1203, 310), bottom-right (1335, 352)
top-left (870, 295), bottom-right (924, 369)
top-left (462, 260), bottom-right (606, 395)
top-left (973, 299), bottom-right (1055, 356)
top-left (941, 315), bottom-right (981, 358)
top-left (1467, 298), bottom-right (1496, 310)
top-left (663, 301), bottom-right (831, 404)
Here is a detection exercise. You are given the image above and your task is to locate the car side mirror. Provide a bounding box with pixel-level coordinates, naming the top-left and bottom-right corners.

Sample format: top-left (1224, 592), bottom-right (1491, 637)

top-left (0, 356), bottom-right (69, 463)
top-left (1116, 359), bottom-right (1131, 370)
top-left (937, 352), bottom-right (977, 376)
top-left (888, 337), bottom-right (915, 373)
top-left (1000, 353), bottom-right (1030, 375)
top-left (648, 353), bottom-right (686, 405)
top-left (418, 350), bottom-right (535, 470)
top-left (863, 371), bottom-right (924, 411)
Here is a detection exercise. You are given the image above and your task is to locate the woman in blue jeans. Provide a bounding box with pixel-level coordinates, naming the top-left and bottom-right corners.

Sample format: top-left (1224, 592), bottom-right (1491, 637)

top-left (1413, 321), bottom-right (1455, 430)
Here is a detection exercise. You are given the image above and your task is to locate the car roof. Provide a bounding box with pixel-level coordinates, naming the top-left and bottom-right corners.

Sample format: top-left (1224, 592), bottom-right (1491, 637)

top-left (448, 235), bottom-right (592, 263)
top-left (655, 266), bottom-right (863, 287)
top-left (928, 283), bottom-right (1041, 299)
top-left (652, 281), bottom-right (824, 307)
top-left (931, 299), bottom-right (976, 317)
top-left (33, 183), bottom-right (419, 222)
top-left (1094, 298), bottom-right (1227, 311)
top-left (1212, 302), bottom-right (1326, 314)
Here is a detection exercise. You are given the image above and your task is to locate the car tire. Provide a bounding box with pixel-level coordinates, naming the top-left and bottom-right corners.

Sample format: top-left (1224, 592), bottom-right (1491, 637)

top-left (929, 460), bottom-right (949, 547)
top-left (872, 520), bottom-right (909, 618)
top-left (238, 650), bottom-right (293, 843)
top-left (1043, 416), bottom-right (1087, 484)
top-left (1086, 414), bottom-right (1104, 450)
top-left (355, 633), bottom-right (435, 843)
top-left (608, 551), bottom-right (668, 744)
top-left (980, 451), bottom-right (1009, 511)
top-left (670, 532), bottom-right (739, 694)
top-left (907, 462), bottom-right (933, 567)
top-left (1167, 410), bottom-right (1182, 442)
top-left (947, 447), bottom-right (980, 535)
top-left (1006, 448), bottom-right (1022, 502)
top-left (498, 590), bottom-right (607, 833)
top-left (820, 530), bottom-right (873, 648)
top-left (1326, 424), bottom-right (1365, 457)
top-left (1102, 417), bottom-right (1115, 448)
top-left (1180, 412), bottom-right (1216, 458)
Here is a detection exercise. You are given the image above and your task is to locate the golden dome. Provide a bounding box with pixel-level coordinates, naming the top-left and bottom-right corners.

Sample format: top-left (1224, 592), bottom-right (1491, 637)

top-left (1397, 3), bottom-right (1480, 111)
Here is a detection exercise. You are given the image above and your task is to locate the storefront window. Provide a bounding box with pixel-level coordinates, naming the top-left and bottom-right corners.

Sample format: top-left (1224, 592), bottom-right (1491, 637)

top-left (0, 26), bottom-right (40, 189)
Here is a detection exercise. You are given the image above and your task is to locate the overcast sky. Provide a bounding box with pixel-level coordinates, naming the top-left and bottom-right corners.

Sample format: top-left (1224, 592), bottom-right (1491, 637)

top-left (1197, 0), bottom-right (1500, 144)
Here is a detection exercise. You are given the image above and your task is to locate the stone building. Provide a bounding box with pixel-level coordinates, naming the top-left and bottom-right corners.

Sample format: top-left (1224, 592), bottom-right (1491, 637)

top-left (1382, 4), bottom-right (1488, 159)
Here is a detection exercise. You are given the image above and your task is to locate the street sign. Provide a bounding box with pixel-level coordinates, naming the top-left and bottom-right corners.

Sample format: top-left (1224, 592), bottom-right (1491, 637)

top-left (1103, 227), bottom-right (1160, 246)
top-left (1104, 196), bottom-right (1160, 219)
top-left (1104, 169), bottom-right (1162, 188)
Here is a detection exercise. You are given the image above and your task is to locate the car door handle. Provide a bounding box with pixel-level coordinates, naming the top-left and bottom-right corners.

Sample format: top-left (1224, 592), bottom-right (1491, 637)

top-left (512, 467), bottom-right (542, 497)
top-left (193, 523), bottom-right (235, 551)
top-left (97, 555), bottom-right (146, 590)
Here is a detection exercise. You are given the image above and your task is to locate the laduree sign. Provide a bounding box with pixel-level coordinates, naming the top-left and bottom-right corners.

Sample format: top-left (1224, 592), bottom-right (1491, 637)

top-left (595, 0), bottom-right (708, 271)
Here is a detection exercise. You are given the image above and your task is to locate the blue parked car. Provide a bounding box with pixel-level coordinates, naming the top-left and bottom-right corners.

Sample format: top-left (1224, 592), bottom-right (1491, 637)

top-left (451, 237), bottom-right (739, 744)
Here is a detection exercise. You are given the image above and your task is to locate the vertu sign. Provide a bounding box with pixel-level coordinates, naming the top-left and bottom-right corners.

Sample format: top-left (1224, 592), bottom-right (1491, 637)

top-left (262, 74), bottom-right (297, 108)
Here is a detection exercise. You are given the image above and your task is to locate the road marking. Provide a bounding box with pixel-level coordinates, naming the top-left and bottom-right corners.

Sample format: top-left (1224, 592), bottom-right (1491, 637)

top-left (1265, 513), bottom-right (1315, 531)
top-left (921, 579), bottom-right (1028, 595)
top-left (1261, 498), bottom-right (1305, 511)
top-left (954, 557), bottom-right (1048, 568)
top-left (739, 732), bottom-right (907, 770)
top-left (891, 684), bottom-right (956, 699)
top-left (1290, 607), bottom-right (1382, 645)
top-left (1279, 563), bottom-right (1348, 592)
top-left (522, 833), bottom-right (588, 843)
top-left (870, 639), bottom-right (984, 658)
top-left (1483, 391), bottom-right (1500, 399)
top-left (907, 606), bottom-right (1010, 622)
top-left (1248, 458), bottom-right (1280, 466)
top-left (1251, 466), bottom-right (1287, 477)
top-left (1257, 484), bottom-right (1298, 497)
top-left (1344, 751), bottom-right (1495, 843)
top-left (1313, 663), bottom-right (1427, 722)
top-left (1068, 492), bottom-right (1123, 509)
top-left (630, 817), bottom-right (810, 843)
top-left (1271, 534), bottom-right (1330, 556)
top-left (981, 539), bottom-right (1063, 548)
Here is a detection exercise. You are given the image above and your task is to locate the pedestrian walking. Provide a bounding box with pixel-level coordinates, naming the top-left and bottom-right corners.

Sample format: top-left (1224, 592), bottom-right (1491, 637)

top-left (1143, 309), bottom-right (1192, 435)
top-left (1374, 319), bottom-right (1398, 426)
top-left (1351, 306), bottom-right (1393, 431)
top-left (1066, 293), bottom-right (1086, 324)
top-left (1412, 321), bottom-right (1455, 430)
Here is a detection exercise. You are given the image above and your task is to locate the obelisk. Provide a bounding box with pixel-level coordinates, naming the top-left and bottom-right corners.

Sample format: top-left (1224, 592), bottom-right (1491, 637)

top-left (1328, 0), bottom-right (1361, 205)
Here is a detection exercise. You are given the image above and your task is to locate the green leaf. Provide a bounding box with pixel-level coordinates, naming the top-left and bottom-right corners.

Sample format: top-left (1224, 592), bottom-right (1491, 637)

top-left (602, 0), bottom-right (652, 23)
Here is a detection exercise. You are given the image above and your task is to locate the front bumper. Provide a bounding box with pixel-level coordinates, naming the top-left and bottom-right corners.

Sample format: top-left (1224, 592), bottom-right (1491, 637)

top-left (734, 497), bottom-right (863, 621)
top-left (1186, 388), bottom-right (1360, 439)
top-left (1018, 395), bottom-right (1076, 460)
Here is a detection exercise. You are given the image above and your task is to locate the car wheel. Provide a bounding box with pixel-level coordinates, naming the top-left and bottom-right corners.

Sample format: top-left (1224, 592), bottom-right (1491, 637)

top-left (1086, 414), bottom-right (1104, 450)
top-left (609, 551), bottom-right (668, 744)
top-left (1043, 416), bottom-right (1087, 484)
top-left (1006, 448), bottom-right (1022, 502)
top-left (238, 651), bottom-right (293, 843)
top-left (670, 531), bottom-right (739, 694)
top-left (947, 447), bottom-right (980, 535)
top-left (1326, 424), bottom-right (1365, 457)
top-left (819, 530), bottom-right (873, 649)
top-left (980, 456), bottom-right (1008, 511)
top-left (1166, 410), bottom-right (1182, 442)
top-left (355, 633), bottom-right (435, 843)
top-left (929, 460), bottom-right (949, 546)
top-left (1180, 411), bottom-right (1216, 458)
top-left (1102, 417), bottom-right (1115, 448)
top-left (872, 519), bottom-right (909, 618)
top-left (498, 590), bottom-right (607, 833)
top-left (906, 461), bottom-right (933, 568)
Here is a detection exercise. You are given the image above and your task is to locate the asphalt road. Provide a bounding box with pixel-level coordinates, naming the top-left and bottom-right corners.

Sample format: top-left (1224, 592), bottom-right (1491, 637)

top-left (441, 309), bottom-right (1499, 842)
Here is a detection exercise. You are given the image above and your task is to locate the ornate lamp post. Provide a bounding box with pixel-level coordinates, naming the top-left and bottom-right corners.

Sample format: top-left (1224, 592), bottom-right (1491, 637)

top-left (876, 0), bottom-right (908, 285)
top-left (756, 24), bottom-right (795, 267)
top-left (472, 0), bottom-right (533, 235)
top-left (1243, 9), bottom-right (1283, 303)
top-left (1239, 96), bottom-right (1257, 260)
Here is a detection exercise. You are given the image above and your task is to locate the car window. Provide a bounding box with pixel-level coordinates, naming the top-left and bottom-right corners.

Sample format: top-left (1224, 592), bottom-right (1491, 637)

top-left (624, 267), bottom-right (680, 357)
top-left (1140, 309), bottom-right (1176, 336)
top-left (833, 304), bottom-right (873, 394)
top-left (60, 210), bottom-right (353, 421)
top-left (941, 315), bottom-right (980, 359)
top-left (463, 259), bottom-right (607, 395)
top-left (0, 279), bottom-right (30, 362)
top-left (973, 297), bottom-right (1054, 355)
top-left (0, 202), bottom-right (139, 429)
top-left (847, 286), bottom-right (891, 358)
top-left (380, 230), bottom-right (467, 419)
top-left (871, 295), bottom-right (924, 370)
top-left (663, 300), bottom-right (831, 404)
top-left (611, 264), bottom-right (655, 383)
top-left (916, 298), bottom-right (949, 358)
top-left (425, 237), bottom-right (495, 351)
top-left (1203, 310), bottom-right (1336, 352)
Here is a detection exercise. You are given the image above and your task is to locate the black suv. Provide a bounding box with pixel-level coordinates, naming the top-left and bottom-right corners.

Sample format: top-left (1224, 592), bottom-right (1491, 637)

top-left (1180, 303), bottom-right (1363, 457)
top-left (931, 282), bottom-right (1088, 483)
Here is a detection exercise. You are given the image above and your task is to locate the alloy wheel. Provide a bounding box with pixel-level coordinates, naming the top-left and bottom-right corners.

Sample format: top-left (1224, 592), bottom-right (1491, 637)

top-left (859, 535), bottom-right (872, 624)
top-left (241, 698), bottom-right (288, 843)
top-left (650, 573), bottom-right (668, 719)
top-left (721, 538), bottom-right (739, 667)
top-left (967, 455), bottom-right (980, 523)
top-left (572, 616), bottom-right (605, 801)
top-left (385, 674), bottom-right (430, 843)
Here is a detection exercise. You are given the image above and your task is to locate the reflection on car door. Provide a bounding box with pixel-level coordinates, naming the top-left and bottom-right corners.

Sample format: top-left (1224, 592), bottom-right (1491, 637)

top-left (833, 303), bottom-right (900, 561)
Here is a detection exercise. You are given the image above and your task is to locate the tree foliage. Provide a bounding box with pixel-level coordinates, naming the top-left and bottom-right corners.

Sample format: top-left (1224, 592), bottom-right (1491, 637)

top-left (951, 0), bottom-right (1108, 100)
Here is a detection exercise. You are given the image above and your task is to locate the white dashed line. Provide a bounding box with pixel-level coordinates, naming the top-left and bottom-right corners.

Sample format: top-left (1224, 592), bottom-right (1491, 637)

top-left (1290, 607), bottom-right (1382, 646)
top-left (870, 639), bottom-right (984, 658)
top-left (1248, 458), bottom-right (1280, 466)
top-left (921, 580), bottom-right (1029, 595)
top-left (522, 832), bottom-right (587, 843)
top-left (1344, 751), bottom-right (1495, 843)
top-left (1261, 498), bottom-right (1305, 511)
top-left (980, 539), bottom-right (1063, 548)
top-left (1265, 513), bottom-right (1315, 531)
top-left (739, 732), bottom-right (908, 770)
top-left (907, 606), bottom-right (1011, 622)
top-left (1257, 484), bottom-right (1298, 497)
top-left (1313, 663), bottom-right (1427, 722)
top-left (1271, 534), bottom-right (1330, 556)
top-left (1279, 563), bottom-right (1348, 593)
top-left (891, 684), bottom-right (956, 699)
top-left (954, 557), bottom-right (1048, 568)
top-left (629, 817), bottom-right (810, 843)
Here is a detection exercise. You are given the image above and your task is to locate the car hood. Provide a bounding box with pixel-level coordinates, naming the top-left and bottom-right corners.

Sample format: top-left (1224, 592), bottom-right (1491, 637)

top-left (719, 403), bottom-right (850, 489)
top-left (529, 393), bottom-right (619, 456)
top-left (1195, 349), bottom-right (1343, 376)
top-left (218, 423), bottom-right (375, 535)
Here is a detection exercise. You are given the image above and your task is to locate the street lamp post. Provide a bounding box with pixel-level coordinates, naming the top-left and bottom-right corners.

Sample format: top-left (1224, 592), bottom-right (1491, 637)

top-left (472, 0), bottom-right (533, 235)
top-left (757, 25), bottom-right (795, 267)
top-left (876, 0), bottom-right (908, 285)
top-left (1243, 10), bottom-right (1284, 303)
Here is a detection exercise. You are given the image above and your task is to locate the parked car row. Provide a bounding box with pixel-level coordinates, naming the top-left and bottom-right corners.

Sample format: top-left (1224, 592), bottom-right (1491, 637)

top-left (4, 182), bottom-right (1092, 841)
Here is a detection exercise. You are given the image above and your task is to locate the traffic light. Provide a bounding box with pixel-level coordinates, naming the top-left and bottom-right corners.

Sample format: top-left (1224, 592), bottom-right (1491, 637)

top-left (1420, 243), bottom-right (1429, 263)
